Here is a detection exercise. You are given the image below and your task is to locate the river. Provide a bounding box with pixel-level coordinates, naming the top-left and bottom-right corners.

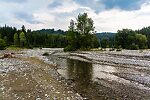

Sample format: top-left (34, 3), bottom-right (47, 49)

top-left (47, 50), bottom-right (150, 100)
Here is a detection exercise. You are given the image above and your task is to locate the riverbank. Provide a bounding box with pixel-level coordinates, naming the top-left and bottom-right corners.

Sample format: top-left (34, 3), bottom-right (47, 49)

top-left (0, 48), bottom-right (82, 100)
top-left (1, 48), bottom-right (150, 100)
top-left (52, 49), bottom-right (150, 100)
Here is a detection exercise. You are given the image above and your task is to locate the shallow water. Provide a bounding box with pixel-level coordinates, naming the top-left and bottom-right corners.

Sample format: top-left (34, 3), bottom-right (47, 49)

top-left (47, 55), bottom-right (150, 100)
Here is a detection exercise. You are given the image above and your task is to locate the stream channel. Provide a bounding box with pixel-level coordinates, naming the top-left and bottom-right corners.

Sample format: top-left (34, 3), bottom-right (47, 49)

top-left (46, 53), bottom-right (150, 100)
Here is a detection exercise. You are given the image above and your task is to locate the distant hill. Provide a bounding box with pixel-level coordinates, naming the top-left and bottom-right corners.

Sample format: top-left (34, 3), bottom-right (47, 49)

top-left (32, 29), bottom-right (116, 41)
top-left (96, 32), bottom-right (116, 41)
top-left (33, 29), bottom-right (66, 35)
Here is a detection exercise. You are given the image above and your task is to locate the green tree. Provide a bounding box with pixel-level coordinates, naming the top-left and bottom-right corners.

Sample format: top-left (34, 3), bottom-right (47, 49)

top-left (19, 32), bottom-right (27, 47)
top-left (135, 34), bottom-right (147, 49)
top-left (14, 33), bottom-right (20, 47)
top-left (0, 34), bottom-right (2, 39)
top-left (92, 35), bottom-right (100, 48)
top-left (101, 38), bottom-right (109, 48)
top-left (76, 13), bottom-right (96, 49)
top-left (116, 29), bottom-right (136, 49)
top-left (21, 25), bottom-right (26, 33)
top-left (76, 13), bottom-right (95, 35)
top-left (3, 36), bottom-right (8, 46)
top-left (0, 39), bottom-right (6, 50)
top-left (65, 13), bottom-right (99, 51)
top-left (21, 25), bottom-right (30, 48)
top-left (136, 26), bottom-right (150, 48)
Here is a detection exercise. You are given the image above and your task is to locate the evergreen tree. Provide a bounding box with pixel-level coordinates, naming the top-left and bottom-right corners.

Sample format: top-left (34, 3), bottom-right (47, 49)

top-left (19, 32), bottom-right (27, 47)
top-left (14, 33), bottom-right (20, 47)
top-left (101, 38), bottom-right (109, 48)
top-left (0, 34), bottom-right (2, 39)
top-left (3, 36), bottom-right (8, 46)
top-left (0, 39), bottom-right (6, 50)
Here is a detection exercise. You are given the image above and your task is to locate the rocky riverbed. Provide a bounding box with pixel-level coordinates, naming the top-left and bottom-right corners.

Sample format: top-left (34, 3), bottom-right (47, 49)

top-left (52, 49), bottom-right (150, 100)
top-left (0, 48), bottom-right (82, 100)
top-left (0, 48), bottom-right (150, 100)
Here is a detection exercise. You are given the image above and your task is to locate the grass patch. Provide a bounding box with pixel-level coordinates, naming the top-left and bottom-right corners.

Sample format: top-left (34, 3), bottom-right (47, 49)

top-left (6, 46), bottom-right (25, 51)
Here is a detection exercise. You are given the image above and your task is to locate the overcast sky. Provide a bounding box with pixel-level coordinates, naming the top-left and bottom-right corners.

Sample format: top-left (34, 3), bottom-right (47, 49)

top-left (0, 0), bottom-right (150, 32)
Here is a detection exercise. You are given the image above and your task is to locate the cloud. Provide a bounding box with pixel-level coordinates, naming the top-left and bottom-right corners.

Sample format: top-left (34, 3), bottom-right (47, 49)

top-left (92, 2), bottom-right (150, 32)
top-left (74, 0), bottom-right (105, 13)
top-left (73, 0), bottom-right (149, 13)
top-left (0, 0), bottom-right (27, 3)
top-left (48, 0), bottom-right (80, 13)
top-left (15, 12), bottom-right (42, 24)
top-left (0, 0), bottom-right (150, 32)
top-left (48, 1), bottom-right (62, 8)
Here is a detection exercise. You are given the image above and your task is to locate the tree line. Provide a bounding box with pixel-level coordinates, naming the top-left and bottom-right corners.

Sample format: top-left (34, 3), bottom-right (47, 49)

top-left (0, 25), bottom-right (67, 50)
top-left (101, 28), bottom-right (150, 50)
top-left (65, 13), bottom-right (150, 51)
top-left (0, 13), bottom-right (150, 50)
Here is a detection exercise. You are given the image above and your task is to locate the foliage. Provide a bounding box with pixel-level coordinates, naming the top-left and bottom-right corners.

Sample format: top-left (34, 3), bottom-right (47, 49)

top-left (96, 32), bottom-right (116, 48)
top-left (64, 45), bottom-right (76, 51)
top-left (0, 25), bottom-right (17, 46)
top-left (76, 13), bottom-right (95, 35)
top-left (116, 45), bottom-right (122, 51)
top-left (136, 26), bottom-right (150, 48)
top-left (0, 23), bottom-right (150, 50)
top-left (65, 13), bottom-right (99, 51)
top-left (100, 38), bottom-right (109, 48)
top-left (135, 34), bottom-right (147, 49)
top-left (116, 29), bottom-right (135, 49)
top-left (0, 39), bottom-right (6, 50)
top-left (6, 45), bottom-right (23, 51)
top-left (115, 29), bottom-right (148, 50)
top-left (19, 32), bottom-right (27, 47)
top-left (14, 33), bottom-right (20, 47)
top-left (128, 44), bottom-right (139, 50)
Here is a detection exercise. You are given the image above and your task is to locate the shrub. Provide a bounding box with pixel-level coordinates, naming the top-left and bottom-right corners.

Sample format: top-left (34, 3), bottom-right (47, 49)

top-left (129, 44), bottom-right (139, 50)
top-left (0, 39), bottom-right (6, 50)
top-left (116, 45), bottom-right (122, 51)
top-left (116, 49), bottom-right (122, 51)
top-left (64, 45), bottom-right (76, 52)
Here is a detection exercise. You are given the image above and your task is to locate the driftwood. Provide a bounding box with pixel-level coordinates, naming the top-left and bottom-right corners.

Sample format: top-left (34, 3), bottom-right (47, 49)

top-left (0, 53), bottom-right (15, 59)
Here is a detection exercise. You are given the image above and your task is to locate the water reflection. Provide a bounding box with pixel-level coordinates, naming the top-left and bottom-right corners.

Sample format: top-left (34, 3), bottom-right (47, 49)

top-left (47, 55), bottom-right (150, 99)
top-left (66, 59), bottom-right (93, 91)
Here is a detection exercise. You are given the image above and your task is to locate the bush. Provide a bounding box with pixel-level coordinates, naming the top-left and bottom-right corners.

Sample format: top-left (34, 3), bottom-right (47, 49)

top-left (129, 44), bottom-right (139, 50)
top-left (64, 45), bottom-right (76, 52)
top-left (0, 39), bottom-right (6, 50)
top-left (116, 45), bottom-right (122, 51)
top-left (28, 45), bottom-right (33, 49)
top-left (116, 49), bottom-right (122, 51)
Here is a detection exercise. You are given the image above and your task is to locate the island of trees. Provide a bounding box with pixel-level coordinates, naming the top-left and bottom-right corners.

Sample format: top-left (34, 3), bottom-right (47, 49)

top-left (0, 13), bottom-right (150, 51)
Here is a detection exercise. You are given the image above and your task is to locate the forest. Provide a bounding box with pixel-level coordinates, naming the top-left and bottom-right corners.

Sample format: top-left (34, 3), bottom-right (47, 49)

top-left (0, 13), bottom-right (150, 51)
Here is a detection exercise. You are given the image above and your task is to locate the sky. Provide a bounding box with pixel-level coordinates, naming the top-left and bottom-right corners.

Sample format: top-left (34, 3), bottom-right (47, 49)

top-left (0, 0), bottom-right (150, 32)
